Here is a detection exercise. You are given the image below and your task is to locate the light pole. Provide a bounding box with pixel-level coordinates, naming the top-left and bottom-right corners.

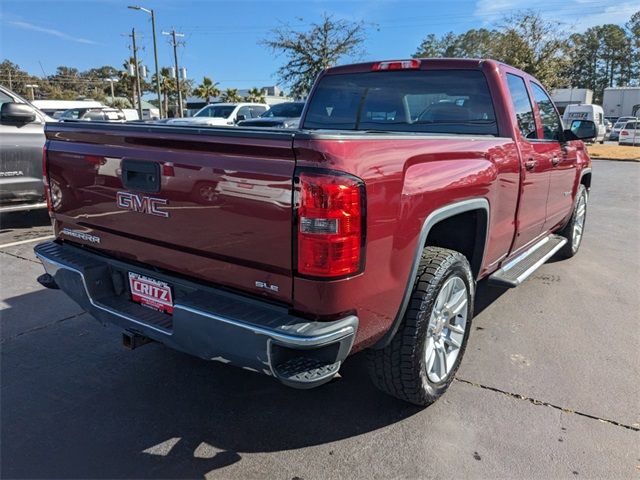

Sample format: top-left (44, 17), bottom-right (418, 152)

top-left (128, 5), bottom-right (163, 118)
top-left (24, 84), bottom-right (38, 101)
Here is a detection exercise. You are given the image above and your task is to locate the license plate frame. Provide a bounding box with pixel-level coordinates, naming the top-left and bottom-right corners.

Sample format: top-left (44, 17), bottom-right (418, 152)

top-left (128, 272), bottom-right (174, 314)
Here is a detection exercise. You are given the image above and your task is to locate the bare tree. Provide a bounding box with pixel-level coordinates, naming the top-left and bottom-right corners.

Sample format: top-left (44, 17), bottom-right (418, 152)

top-left (262, 14), bottom-right (366, 99)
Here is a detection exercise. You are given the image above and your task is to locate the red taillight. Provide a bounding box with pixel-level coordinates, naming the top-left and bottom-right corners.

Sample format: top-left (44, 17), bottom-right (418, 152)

top-left (42, 143), bottom-right (52, 212)
top-left (296, 171), bottom-right (365, 278)
top-left (620, 130), bottom-right (629, 136)
top-left (372, 59), bottom-right (421, 71)
top-left (84, 155), bottom-right (104, 166)
top-left (162, 162), bottom-right (175, 176)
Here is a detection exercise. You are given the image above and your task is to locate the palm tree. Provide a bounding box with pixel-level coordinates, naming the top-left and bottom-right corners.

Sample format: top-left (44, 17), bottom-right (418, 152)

top-left (109, 97), bottom-right (132, 109)
top-left (119, 57), bottom-right (150, 110)
top-left (244, 87), bottom-right (266, 103)
top-left (117, 58), bottom-right (135, 107)
top-left (193, 76), bottom-right (221, 103)
top-left (221, 88), bottom-right (241, 102)
top-left (152, 67), bottom-right (175, 117)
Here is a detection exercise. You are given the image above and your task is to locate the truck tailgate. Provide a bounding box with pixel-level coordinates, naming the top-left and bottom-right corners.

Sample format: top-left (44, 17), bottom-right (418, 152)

top-left (45, 123), bottom-right (296, 304)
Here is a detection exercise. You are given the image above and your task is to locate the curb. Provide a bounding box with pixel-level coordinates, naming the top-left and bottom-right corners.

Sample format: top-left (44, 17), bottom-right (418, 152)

top-left (590, 157), bottom-right (640, 162)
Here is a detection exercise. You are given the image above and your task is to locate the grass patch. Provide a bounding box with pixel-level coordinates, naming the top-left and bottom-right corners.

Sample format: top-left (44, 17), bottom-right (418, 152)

top-left (587, 144), bottom-right (640, 161)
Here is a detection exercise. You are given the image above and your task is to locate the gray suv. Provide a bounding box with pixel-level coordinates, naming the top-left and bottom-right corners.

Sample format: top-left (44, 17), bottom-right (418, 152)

top-left (0, 85), bottom-right (52, 213)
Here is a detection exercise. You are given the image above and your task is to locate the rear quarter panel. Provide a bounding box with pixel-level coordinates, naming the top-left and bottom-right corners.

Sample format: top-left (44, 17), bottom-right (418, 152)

top-left (293, 135), bottom-right (520, 349)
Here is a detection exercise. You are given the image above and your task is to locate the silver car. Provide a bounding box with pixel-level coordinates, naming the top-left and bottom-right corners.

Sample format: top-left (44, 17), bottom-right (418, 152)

top-left (0, 85), bottom-right (54, 213)
top-left (609, 116), bottom-right (636, 141)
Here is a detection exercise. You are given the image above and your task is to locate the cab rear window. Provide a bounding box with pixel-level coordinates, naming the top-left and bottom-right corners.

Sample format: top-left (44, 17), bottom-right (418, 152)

top-left (303, 69), bottom-right (498, 135)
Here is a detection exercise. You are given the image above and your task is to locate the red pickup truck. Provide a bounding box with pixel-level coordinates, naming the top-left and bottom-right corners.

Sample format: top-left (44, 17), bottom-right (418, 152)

top-left (35, 59), bottom-right (594, 406)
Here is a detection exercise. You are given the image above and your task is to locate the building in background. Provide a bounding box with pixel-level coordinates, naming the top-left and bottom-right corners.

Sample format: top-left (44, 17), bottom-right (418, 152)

top-left (602, 87), bottom-right (640, 120)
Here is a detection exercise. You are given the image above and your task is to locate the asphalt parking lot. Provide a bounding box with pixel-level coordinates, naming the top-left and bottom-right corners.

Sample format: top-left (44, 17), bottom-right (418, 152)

top-left (1, 159), bottom-right (638, 479)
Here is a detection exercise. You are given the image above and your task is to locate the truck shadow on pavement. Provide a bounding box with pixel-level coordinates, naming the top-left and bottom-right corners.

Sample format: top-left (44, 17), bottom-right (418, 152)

top-left (1, 280), bottom-right (510, 479)
top-left (0, 210), bottom-right (51, 231)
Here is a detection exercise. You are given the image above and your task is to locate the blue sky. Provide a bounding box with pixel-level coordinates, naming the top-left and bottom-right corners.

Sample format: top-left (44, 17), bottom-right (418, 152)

top-left (1, 0), bottom-right (637, 91)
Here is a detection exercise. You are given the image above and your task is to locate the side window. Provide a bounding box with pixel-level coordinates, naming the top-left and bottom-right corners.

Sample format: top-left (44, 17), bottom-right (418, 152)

top-left (84, 111), bottom-right (105, 121)
top-left (0, 91), bottom-right (14, 110)
top-left (237, 106), bottom-right (251, 119)
top-left (61, 109), bottom-right (81, 120)
top-left (531, 82), bottom-right (562, 141)
top-left (506, 74), bottom-right (537, 139)
top-left (252, 106), bottom-right (267, 117)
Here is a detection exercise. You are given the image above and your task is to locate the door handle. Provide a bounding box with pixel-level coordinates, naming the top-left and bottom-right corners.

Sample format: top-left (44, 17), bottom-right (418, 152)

top-left (525, 159), bottom-right (537, 171)
top-left (121, 159), bottom-right (161, 193)
top-left (551, 156), bottom-right (560, 166)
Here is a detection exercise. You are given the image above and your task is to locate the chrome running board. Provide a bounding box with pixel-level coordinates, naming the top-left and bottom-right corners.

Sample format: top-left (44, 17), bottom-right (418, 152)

top-left (488, 235), bottom-right (567, 288)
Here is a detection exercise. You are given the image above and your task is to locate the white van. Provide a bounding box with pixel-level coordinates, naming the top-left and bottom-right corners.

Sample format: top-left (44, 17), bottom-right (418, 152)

top-left (562, 104), bottom-right (606, 143)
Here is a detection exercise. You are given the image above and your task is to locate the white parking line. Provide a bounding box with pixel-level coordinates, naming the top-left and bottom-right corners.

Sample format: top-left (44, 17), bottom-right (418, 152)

top-left (0, 235), bottom-right (54, 249)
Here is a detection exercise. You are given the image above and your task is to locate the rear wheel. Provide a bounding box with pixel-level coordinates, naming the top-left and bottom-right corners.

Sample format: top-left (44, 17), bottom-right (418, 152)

top-left (558, 184), bottom-right (588, 258)
top-left (367, 247), bottom-right (474, 406)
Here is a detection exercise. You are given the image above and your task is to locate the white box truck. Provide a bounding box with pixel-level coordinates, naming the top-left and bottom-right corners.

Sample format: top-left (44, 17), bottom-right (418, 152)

top-left (603, 87), bottom-right (640, 119)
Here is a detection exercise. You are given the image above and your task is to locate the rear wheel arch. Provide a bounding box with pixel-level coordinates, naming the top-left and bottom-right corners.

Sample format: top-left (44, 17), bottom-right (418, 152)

top-left (373, 198), bottom-right (489, 349)
top-left (425, 207), bottom-right (488, 279)
top-left (580, 168), bottom-right (592, 190)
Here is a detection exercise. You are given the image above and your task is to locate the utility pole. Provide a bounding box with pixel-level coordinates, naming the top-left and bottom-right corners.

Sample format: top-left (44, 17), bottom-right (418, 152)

top-left (128, 5), bottom-right (163, 118)
top-left (24, 84), bottom-right (38, 101)
top-left (105, 78), bottom-right (118, 104)
top-left (130, 28), bottom-right (144, 120)
top-left (7, 69), bottom-right (12, 90)
top-left (150, 9), bottom-right (162, 118)
top-left (163, 29), bottom-right (185, 117)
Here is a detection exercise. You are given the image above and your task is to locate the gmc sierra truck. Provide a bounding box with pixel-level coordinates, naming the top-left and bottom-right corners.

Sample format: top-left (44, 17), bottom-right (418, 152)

top-left (0, 85), bottom-right (52, 213)
top-left (35, 59), bottom-right (595, 406)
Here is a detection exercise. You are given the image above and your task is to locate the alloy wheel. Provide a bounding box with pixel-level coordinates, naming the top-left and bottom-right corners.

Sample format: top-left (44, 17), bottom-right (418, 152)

top-left (424, 275), bottom-right (469, 383)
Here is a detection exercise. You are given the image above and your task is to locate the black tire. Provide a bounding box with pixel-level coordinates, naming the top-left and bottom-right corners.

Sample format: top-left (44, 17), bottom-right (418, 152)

top-left (367, 247), bottom-right (474, 406)
top-left (557, 184), bottom-right (588, 259)
top-left (191, 181), bottom-right (220, 204)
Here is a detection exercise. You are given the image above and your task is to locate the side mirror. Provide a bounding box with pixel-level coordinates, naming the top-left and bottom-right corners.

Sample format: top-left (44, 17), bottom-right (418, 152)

top-left (236, 115), bottom-right (246, 122)
top-left (1, 102), bottom-right (37, 124)
top-left (564, 119), bottom-right (596, 141)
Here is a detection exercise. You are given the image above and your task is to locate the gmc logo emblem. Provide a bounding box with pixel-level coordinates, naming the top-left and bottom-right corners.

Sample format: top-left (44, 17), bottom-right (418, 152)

top-left (116, 191), bottom-right (169, 217)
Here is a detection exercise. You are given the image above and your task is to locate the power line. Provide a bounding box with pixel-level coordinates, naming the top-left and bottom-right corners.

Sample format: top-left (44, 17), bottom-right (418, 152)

top-left (0, 76), bottom-right (113, 85)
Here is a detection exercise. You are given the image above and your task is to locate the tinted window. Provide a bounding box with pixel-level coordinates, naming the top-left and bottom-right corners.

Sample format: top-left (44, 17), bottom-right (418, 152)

top-left (253, 106), bottom-right (267, 116)
top-left (506, 74), bottom-right (537, 139)
top-left (262, 102), bottom-right (304, 118)
top-left (531, 82), bottom-right (562, 141)
top-left (195, 105), bottom-right (235, 118)
top-left (60, 109), bottom-right (83, 119)
top-left (625, 121), bottom-right (637, 129)
top-left (83, 111), bottom-right (106, 121)
top-left (303, 70), bottom-right (498, 135)
top-left (237, 106), bottom-right (252, 118)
